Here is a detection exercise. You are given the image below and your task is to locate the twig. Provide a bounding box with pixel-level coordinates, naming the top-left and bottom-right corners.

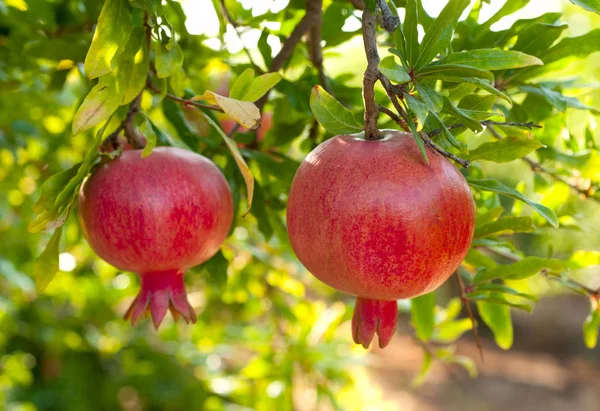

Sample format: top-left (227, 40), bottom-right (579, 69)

top-left (487, 125), bottom-right (598, 202)
top-left (349, 0), bottom-right (365, 9)
top-left (122, 93), bottom-right (145, 148)
top-left (146, 78), bottom-right (224, 112)
top-left (456, 272), bottom-right (484, 362)
top-left (376, 0), bottom-right (400, 33)
top-left (378, 105), bottom-right (471, 167)
top-left (256, 0), bottom-right (322, 112)
top-left (307, 0), bottom-right (332, 94)
top-left (217, 0), bottom-right (262, 72)
top-left (361, 8), bottom-right (381, 140)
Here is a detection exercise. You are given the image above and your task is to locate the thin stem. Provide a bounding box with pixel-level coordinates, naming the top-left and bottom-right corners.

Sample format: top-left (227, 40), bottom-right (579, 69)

top-left (456, 272), bottom-right (484, 362)
top-left (146, 78), bottom-right (224, 112)
top-left (378, 105), bottom-right (471, 167)
top-left (255, 0), bottom-right (322, 111)
top-left (307, 0), bottom-right (332, 94)
top-left (361, 8), bottom-right (381, 140)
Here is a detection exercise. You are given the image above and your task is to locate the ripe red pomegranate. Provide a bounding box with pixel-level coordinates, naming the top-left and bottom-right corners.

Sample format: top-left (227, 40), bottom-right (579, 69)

top-left (286, 131), bottom-right (475, 348)
top-left (78, 147), bottom-right (233, 328)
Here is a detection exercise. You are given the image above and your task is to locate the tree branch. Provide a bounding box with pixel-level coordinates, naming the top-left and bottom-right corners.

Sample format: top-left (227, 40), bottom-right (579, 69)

top-left (256, 0), bottom-right (322, 112)
top-left (456, 272), bottom-right (484, 362)
top-left (376, 0), bottom-right (400, 33)
top-left (349, 0), bottom-right (365, 9)
top-left (217, 0), bottom-right (262, 72)
top-left (307, 0), bottom-right (332, 94)
top-left (361, 8), bottom-right (381, 140)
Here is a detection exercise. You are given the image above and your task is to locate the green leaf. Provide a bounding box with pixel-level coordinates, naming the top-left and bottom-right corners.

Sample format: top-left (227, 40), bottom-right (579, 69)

top-left (468, 137), bottom-right (543, 163)
top-left (410, 292), bottom-right (436, 341)
top-left (404, 0), bottom-right (419, 68)
top-left (33, 227), bottom-right (63, 291)
top-left (411, 350), bottom-right (432, 387)
top-left (84, 0), bottom-right (133, 79)
top-left (389, 4), bottom-right (407, 68)
top-left (201, 112), bottom-right (254, 215)
top-left (479, 0), bottom-right (530, 31)
top-left (519, 85), bottom-right (600, 115)
top-left (32, 164), bottom-right (81, 214)
top-left (458, 95), bottom-right (497, 113)
top-left (72, 77), bottom-right (122, 135)
top-left (442, 97), bottom-right (482, 132)
top-left (567, 250), bottom-right (600, 269)
top-left (568, 0), bottom-right (600, 14)
top-left (415, 82), bottom-right (443, 113)
top-left (514, 30), bottom-right (600, 80)
top-left (473, 257), bottom-right (566, 283)
top-left (475, 207), bottom-right (504, 227)
top-left (477, 299), bottom-right (513, 349)
top-left (427, 111), bottom-right (467, 152)
top-left (467, 178), bottom-right (559, 227)
top-left (433, 318), bottom-right (472, 343)
top-left (442, 49), bottom-right (542, 70)
top-left (512, 23), bottom-right (567, 55)
top-left (230, 68), bottom-right (255, 100)
top-left (405, 114), bottom-right (429, 164)
top-left (465, 248), bottom-right (497, 269)
top-left (454, 77), bottom-right (511, 103)
top-left (474, 216), bottom-right (535, 238)
top-left (473, 284), bottom-right (539, 302)
top-left (378, 56), bottom-right (411, 83)
top-left (141, 116), bottom-right (157, 157)
top-left (405, 94), bottom-right (428, 126)
top-left (309, 85), bottom-right (362, 135)
top-left (241, 72), bottom-right (282, 102)
top-left (116, 29), bottom-right (149, 103)
top-left (258, 30), bottom-right (273, 67)
top-left (415, 0), bottom-right (470, 69)
top-left (155, 41), bottom-right (184, 78)
top-left (415, 64), bottom-right (494, 81)
top-left (583, 301), bottom-right (600, 349)
top-left (202, 250), bottom-right (229, 291)
top-left (467, 293), bottom-right (533, 312)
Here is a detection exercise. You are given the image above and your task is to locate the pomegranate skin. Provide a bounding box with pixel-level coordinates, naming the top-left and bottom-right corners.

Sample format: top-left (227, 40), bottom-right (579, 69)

top-left (287, 131), bottom-right (475, 300)
top-left (78, 147), bottom-right (233, 326)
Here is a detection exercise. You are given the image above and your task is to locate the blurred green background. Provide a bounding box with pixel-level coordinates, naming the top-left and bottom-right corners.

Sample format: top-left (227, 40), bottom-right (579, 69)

top-left (1, 0), bottom-right (600, 410)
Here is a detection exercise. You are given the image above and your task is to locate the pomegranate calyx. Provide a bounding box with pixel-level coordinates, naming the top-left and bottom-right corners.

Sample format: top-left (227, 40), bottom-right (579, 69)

top-left (124, 270), bottom-right (196, 329)
top-left (351, 297), bottom-right (398, 349)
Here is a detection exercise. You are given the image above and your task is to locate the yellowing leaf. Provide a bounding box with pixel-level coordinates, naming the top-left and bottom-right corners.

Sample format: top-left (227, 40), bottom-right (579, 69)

top-left (84, 0), bottom-right (133, 79)
top-left (209, 92), bottom-right (261, 130)
top-left (201, 113), bottom-right (254, 215)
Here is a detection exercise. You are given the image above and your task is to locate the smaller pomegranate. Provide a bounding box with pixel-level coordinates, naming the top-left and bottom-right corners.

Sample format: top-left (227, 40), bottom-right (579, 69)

top-left (287, 131), bottom-right (475, 348)
top-left (78, 147), bottom-right (233, 328)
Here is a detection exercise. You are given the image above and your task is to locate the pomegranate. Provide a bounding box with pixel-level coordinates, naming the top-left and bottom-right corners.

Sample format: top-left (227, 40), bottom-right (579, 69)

top-left (78, 147), bottom-right (233, 328)
top-left (286, 131), bottom-right (475, 348)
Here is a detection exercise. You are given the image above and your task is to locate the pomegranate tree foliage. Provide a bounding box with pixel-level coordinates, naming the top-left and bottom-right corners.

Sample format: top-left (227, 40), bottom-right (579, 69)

top-left (1, 0), bottom-right (600, 408)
